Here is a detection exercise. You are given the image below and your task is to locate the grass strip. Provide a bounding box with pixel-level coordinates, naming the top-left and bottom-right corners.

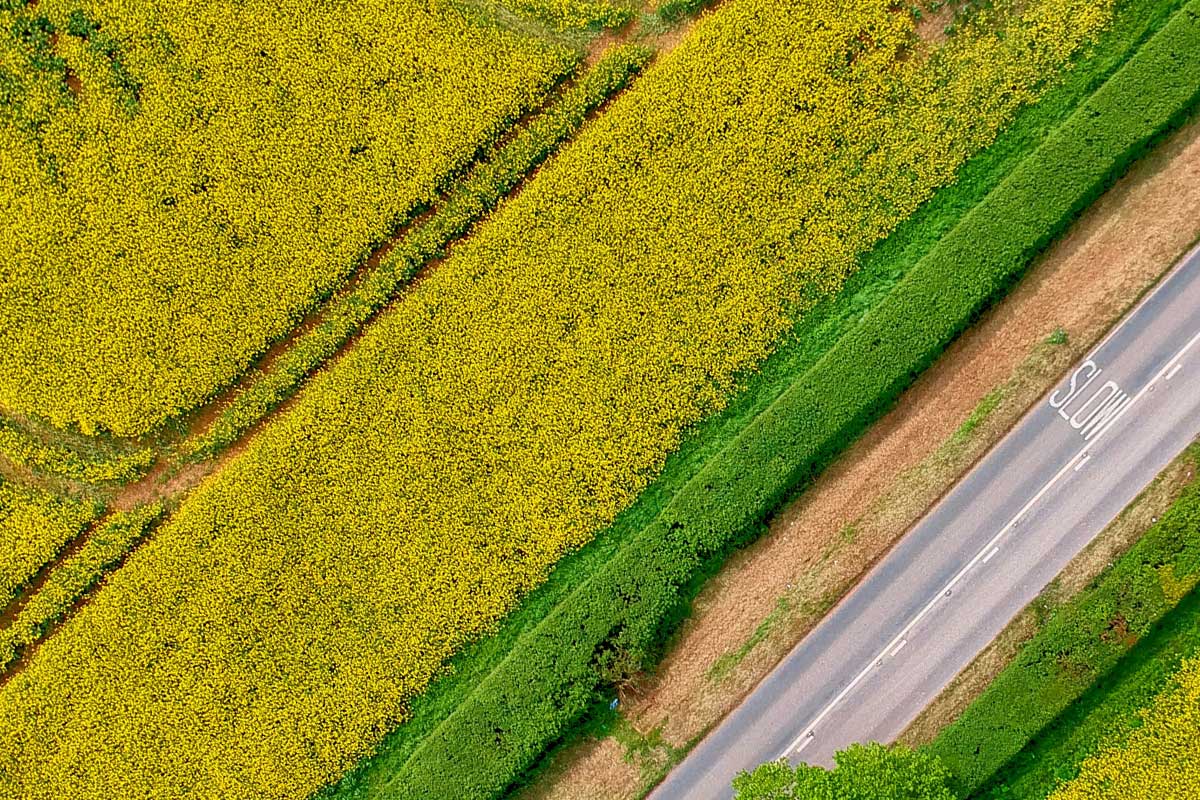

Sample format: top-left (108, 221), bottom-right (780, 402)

top-left (366, 3), bottom-right (1200, 799)
top-left (186, 45), bottom-right (650, 460)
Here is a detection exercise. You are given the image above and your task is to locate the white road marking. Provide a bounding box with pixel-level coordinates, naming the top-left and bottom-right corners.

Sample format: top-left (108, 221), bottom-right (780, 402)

top-left (982, 546), bottom-right (1000, 564)
top-left (779, 328), bottom-right (1200, 760)
top-left (890, 639), bottom-right (908, 657)
top-left (1166, 363), bottom-right (1183, 381)
top-left (1075, 454), bottom-right (1091, 471)
top-left (1082, 392), bottom-right (1132, 441)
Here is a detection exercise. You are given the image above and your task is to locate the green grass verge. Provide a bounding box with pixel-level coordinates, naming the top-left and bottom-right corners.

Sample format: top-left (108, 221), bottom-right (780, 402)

top-left (314, 2), bottom-right (1194, 799)
top-left (927, 447), bottom-right (1200, 798)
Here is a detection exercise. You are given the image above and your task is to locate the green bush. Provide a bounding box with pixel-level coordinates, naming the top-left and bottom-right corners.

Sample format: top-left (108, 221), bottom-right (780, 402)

top-left (733, 744), bottom-right (954, 800)
top-left (379, 6), bottom-right (1200, 798)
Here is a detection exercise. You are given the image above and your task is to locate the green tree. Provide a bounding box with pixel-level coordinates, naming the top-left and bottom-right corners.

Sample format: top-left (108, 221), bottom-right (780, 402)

top-left (732, 743), bottom-right (956, 800)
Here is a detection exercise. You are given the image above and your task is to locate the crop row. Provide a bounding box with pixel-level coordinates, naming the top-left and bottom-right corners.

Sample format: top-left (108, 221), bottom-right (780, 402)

top-left (0, 0), bottom-right (1117, 797)
top-left (0, 479), bottom-right (101, 609)
top-left (504, 0), bottom-right (634, 31)
top-left (0, 0), bottom-right (576, 437)
top-left (0, 504), bottom-right (161, 673)
top-left (0, 417), bottom-right (155, 485)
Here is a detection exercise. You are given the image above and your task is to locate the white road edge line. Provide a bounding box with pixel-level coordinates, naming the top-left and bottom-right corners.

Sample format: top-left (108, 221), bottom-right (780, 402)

top-left (778, 328), bottom-right (1200, 760)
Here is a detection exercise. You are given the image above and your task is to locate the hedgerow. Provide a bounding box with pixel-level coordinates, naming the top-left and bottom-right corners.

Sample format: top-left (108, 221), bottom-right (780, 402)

top-left (186, 44), bottom-right (652, 460)
top-left (0, 0), bottom-right (1117, 798)
top-left (929, 447), bottom-right (1200, 796)
top-left (0, 479), bottom-right (100, 609)
top-left (387, 4), bottom-right (1200, 796)
top-left (1049, 657), bottom-right (1200, 799)
top-left (0, 503), bottom-right (162, 672)
top-left (0, 0), bottom-right (575, 437)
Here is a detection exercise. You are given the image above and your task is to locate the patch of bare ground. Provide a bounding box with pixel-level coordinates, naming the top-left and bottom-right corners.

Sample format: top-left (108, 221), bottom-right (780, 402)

top-left (520, 738), bottom-right (645, 800)
top-left (518, 112), bottom-right (1200, 800)
top-left (897, 445), bottom-right (1199, 747)
top-left (914, 2), bottom-right (958, 45)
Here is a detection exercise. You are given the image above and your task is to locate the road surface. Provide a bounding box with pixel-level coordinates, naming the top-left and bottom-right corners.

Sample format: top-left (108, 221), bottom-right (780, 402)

top-left (648, 243), bottom-right (1200, 800)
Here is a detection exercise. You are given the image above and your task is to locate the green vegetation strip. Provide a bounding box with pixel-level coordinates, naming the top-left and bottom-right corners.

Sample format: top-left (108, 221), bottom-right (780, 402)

top-left (0, 479), bottom-right (102, 610)
top-left (186, 45), bottom-right (650, 460)
top-left (929, 445), bottom-right (1200, 797)
top-left (0, 504), bottom-right (163, 673)
top-left (351, 5), bottom-right (1200, 800)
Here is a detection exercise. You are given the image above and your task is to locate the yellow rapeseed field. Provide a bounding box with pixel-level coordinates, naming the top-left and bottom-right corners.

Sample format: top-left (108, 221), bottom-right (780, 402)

top-left (0, 479), bottom-right (99, 608)
top-left (1050, 658), bottom-right (1200, 800)
top-left (0, 0), bottom-right (1113, 797)
top-left (0, 0), bottom-right (574, 436)
top-left (505, 0), bottom-right (633, 30)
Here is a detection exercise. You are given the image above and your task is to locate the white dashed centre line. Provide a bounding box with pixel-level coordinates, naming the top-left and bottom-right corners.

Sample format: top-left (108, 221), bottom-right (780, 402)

top-left (1166, 362), bottom-right (1183, 381)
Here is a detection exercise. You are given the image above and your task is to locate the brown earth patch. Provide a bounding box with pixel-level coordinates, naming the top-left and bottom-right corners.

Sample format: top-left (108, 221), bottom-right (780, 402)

top-left (914, 1), bottom-right (958, 44)
top-left (518, 109), bottom-right (1200, 800)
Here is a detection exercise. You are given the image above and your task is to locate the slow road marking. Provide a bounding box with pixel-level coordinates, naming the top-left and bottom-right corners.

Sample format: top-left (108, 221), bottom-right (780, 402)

top-left (779, 328), bottom-right (1200, 760)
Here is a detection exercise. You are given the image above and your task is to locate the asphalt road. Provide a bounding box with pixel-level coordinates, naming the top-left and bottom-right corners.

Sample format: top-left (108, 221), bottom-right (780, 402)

top-left (647, 243), bottom-right (1200, 800)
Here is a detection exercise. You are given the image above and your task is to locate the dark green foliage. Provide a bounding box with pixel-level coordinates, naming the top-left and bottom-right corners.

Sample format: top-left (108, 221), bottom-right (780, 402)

top-left (732, 744), bottom-right (955, 800)
top-left (65, 9), bottom-right (98, 39)
top-left (928, 450), bottom-right (1200, 797)
top-left (10, 14), bottom-right (65, 75)
top-left (359, 6), bottom-right (1200, 799)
